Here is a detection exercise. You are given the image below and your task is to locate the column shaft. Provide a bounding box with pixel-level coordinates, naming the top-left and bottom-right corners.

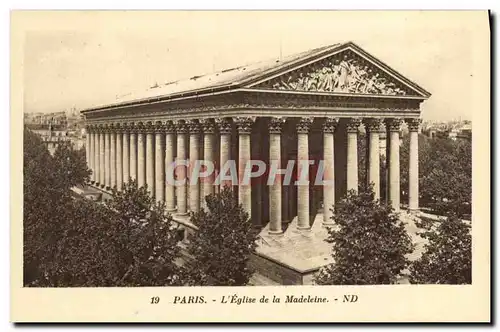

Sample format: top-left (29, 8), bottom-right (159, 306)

top-left (146, 128), bottom-right (155, 196)
top-left (137, 130), bottom-right (146, 188)
top-left (236, 117), bottom-right (253, 217)
top-left (129, 130), bottom-right (138, 182)
top-left (85, 128), bottom-right (90, 177)
top-left (155, 125), bottom-right (165, 203)
top-left (96, 131), bottom-right (102, 185)
top-left (165, 125), bottom-right (176, 211)
top-left (408, 119), bottom-right (420, 211)
top-left (116, 128), bottom-right (123, 191)
top-left (386, 118), bottom-right (402, 212)
top-left (346, 118), bottom-right (360, 193)
top-left (104, 129), bottom-right (111, 189)
top-left (218, 118), bottom-right (232, 189)
top-left (176, 122), bottom-right (188, 215)
top-left (297, 117), bottom-right (312, 230)
top-left (122, 129), bottom-right (130, 185)
top-left (268, 118), bottom-right (284, 235)
top-left (110, 129), bottom-right (116, 189)
top-left (322, 118), bottom-right (337, 226)
top-left (202, 120), bottom-right (215, 207)
top-left (365, 119), bottom-right (382, 200)
top-left (189, 121), bottom-right (200, 213)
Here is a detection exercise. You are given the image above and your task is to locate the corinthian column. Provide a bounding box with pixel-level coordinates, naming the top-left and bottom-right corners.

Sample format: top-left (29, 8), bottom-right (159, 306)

top-left (188, 120), bottom-right (200, 213)
top-left (116, 124), bottom-right (123, 191)
top-left (296, 117), bottom-right (313, 230)
top-left (137, 123), bottom-right (146, 188)
top-left (104, 125), bottom-right (111, 189)
top-left (88, 126), bottom-right (94, 183)
top-left (322, 117), bottom-right (338, 226)
top-left (129, 124), bottom-right (138, 183)
top-left (95, 126), bottom-right (104, 186)
top-left (85, 126), bottom-right (90, 175)
top-left (235, 117), bottom-right (254, 217)
top-left (155, 121), bottom-right (165, 203)
top-left (165, 121), bottom-right (176, 211)
top-left (268, 117), bottom-right (285, 235)
top-left (176, 120), bottom-right (188, 215)
top-left (110, 124), bottom-right (117, 189)
top-left (122, 124), bottom-right (130, 186)
top-left (145, 122), bottom-right (155, 196)
top-left (217, 118), bottom-right (232, 189)
top-left (201, 119), bottom-right (215, 207)
top-left (93, 128), bottom-right (99, 185)
top-left (386, 118), bottom-right (402, 212)
top-left (406, 118), bottom-right (421, 212)
top-left (364, 118), bottom-right (382, 200)
top-left (346, 118), bottom-right (361, 193)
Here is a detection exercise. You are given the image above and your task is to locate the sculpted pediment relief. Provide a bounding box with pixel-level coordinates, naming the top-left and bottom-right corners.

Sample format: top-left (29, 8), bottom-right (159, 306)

top-left (253, 50), bottom-right (417, 96)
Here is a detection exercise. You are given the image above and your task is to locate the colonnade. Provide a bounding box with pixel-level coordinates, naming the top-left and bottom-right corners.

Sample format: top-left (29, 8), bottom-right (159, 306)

top-left (85, 116), bottom-right (420, 233)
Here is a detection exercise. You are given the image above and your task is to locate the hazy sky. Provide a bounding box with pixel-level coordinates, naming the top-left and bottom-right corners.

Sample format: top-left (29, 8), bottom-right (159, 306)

top-left (21, 11), bottom-right (488, 121)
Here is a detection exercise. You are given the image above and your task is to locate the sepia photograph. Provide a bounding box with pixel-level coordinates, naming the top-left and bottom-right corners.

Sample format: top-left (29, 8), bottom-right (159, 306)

top-left (10, 10), bottom-right (490, 322)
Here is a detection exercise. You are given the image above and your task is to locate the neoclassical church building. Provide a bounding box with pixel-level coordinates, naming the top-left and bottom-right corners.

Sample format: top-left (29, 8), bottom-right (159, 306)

top-left (82, 42), bottom-right (430, 284)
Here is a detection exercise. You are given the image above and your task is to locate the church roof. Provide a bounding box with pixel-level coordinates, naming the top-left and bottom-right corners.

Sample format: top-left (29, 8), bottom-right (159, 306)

top-left (83, 41), bottom-right (430, 113)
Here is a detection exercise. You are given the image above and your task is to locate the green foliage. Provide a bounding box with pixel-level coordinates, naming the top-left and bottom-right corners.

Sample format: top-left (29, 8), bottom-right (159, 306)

top-left (315, 187), bottom-right (413, 285)
top-left (409, 214), bottom-right (471, 284)
top-left (186, 188), bottom-right (258, 286)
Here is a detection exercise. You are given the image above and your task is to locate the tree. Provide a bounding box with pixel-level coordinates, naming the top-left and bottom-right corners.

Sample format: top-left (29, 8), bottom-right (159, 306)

top-left (409, 214), bottom-right (471, 284)
top-left (52, 141), bottom-right (91, 189)
top-left (400, 134), bottom-right (471, 217)
top-left (109, 180), bottom-right (184, 286)
top-left (186, 188), bottom-right (258, 286)
top-left (315, 187), bottom-right (414, 285)
top-left (23, 129), bottom-right (94, 285)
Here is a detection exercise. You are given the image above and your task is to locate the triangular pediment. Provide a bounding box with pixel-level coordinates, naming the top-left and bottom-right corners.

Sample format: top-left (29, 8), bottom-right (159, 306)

top-left (246, 43), bottom-right (430, 98)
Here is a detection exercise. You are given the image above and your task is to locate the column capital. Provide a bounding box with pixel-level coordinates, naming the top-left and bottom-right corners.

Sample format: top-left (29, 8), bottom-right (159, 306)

top-left (200, 118), bottom-right (216, 134)
top-left (322, 117), bottom-right (339, 133)
top-left (175, 120), bottom-right (188, 134)
top-left (130, 122), bottom-right (144, 133)
top-left (187, 120), bottom-right (201, 134)
top-left (385, 118), bottom-right (403, 132)
top-left (406, 118), bottom-right (422, 132)
top-left (154, 121), bottom-right (165, 134)
top-left (346, 118), bottom-right (362, 133)
top-left (144, 121), bottom-right (156, 134)
top-left (296, 117), bottom-right (313, 134)
top-left (268, 117), bottom-right (286, 134)
top-left (164, 120), bottom-right (176, 134)
top-left (363, 118), bottom-right (383, 133)
top-left (113, 123), bottom-right (123, 134)
top-left (215, 117), bottom-right (232, 134)
top-left (235, 117), bottom-right (255, 134)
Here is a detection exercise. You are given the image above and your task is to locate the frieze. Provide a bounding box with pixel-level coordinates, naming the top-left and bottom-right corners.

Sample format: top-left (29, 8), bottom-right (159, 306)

top-left (255, 51), bottom-right (413, 96)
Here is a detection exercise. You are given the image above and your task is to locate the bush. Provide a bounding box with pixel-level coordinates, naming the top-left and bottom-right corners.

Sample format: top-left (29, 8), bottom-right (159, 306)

top-left (315, 187), bottom-right (414, 285)
top-left (186, 188), bottom-right (258, 286)
top-left (409, 214), bottom-right (471, 284)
